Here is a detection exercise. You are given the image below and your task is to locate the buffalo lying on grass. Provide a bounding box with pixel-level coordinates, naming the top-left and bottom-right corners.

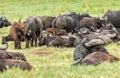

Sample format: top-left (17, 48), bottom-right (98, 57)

top-left (0, 59), bottom-right (32, 72)
top-left (38, 35), bottom-right (75, 47)
top-left (99, 23), bottom-right (120, 41)
top-left (1, 34), bottom-right (13, 44)
top-left (46, 28), bottom-right (68, 36)
top-left (81, 52), bottom-right (119, 66)
top-left (0, 50), bottom-right (27, 61)
top-left (73, 28), bottom-right (109, 64)
top-left (102, 10), bottom-right (120, 38)
top-left (79, 17), bottom-right (105, 30)
top-left (73, 28), bottom-right (112, 47)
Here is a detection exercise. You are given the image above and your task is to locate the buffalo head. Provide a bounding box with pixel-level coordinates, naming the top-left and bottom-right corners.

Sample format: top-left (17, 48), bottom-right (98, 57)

top-left (0, 17), bottom-right (11, 28)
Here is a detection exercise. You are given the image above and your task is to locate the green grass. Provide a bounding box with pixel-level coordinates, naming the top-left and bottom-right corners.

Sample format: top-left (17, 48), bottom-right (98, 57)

top-left (0, 0), bottom-right (120, 78)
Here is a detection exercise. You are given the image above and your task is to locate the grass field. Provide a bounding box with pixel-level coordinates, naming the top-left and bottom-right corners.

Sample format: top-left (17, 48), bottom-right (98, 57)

top-left (0, 0), bottom-right (120, 78)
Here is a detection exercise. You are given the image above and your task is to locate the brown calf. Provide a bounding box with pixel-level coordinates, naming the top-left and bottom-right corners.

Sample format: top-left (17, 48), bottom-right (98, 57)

top-left (10, 21), bottom-right (26, 49)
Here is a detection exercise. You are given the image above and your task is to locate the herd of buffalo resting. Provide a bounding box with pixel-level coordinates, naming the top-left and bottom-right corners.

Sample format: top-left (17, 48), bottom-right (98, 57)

top-left (0, 10), bottom-right (120, 72)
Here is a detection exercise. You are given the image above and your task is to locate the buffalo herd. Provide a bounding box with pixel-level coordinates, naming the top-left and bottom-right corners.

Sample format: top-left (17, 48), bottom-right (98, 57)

top-left (0, 10), bottom-right (120, 72)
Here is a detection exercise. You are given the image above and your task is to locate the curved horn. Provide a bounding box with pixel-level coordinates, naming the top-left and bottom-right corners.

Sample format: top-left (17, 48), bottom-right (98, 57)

top-left (71, 54), bottom-right (83, 66)
top-left (0, 42), bottom-right (9, 50)
top-left (84, 39), bottom-right (104, 47)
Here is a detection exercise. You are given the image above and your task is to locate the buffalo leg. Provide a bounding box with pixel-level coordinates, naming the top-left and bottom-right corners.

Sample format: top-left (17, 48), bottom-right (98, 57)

top-left (18, 40), bottom-right (21, 49)
top-left (14, 41), bottom-right (18, 49)
top-left (30, 39), bottom-right (34, 47)
top-left (25, 39), bottom-right (29, 48)
top-left (34, 35), bottom-right (37, 47)
top-left (35, 38), bottom-right (37, 47)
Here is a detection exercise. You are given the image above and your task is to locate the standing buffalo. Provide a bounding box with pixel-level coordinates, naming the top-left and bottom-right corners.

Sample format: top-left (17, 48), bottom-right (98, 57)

top-left (10, 21), bottom-right (26, 49)
top-left (0, 17), bottom-right (11, 28)
top-left (99, 23), bottom-right (119, 41)
top-left (102, 10), bottom-right (120, 37)
top-left (25, 16), bottom-right (43, 48)
top-left (102, 10), bottom-right (120, 28)
top-left (52, 12), bottom-right (91, 33)
top-left (41, 16), bottom-right (55, 30)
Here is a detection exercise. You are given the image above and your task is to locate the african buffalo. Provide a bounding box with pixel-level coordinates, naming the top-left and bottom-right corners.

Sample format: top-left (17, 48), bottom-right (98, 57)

top-left (41, 16), bottom-right (55, 30)
top-left (0, 17), bottom-right (11, 28)
top-left (72, 28), bottom-right (109, 65)
top-left (80, 52), bottom-right (119, 66)
top-left (0, 59), bottom-right (32, 72)
top-left (102, 10), bottom-right (120, 39)
top-left (52, 12), bottom-right (91, 33)
top-left (73, 28), bottom-right (112, 47)
top-left (2, 34), bottom-right (13, 44)
top-left (102, 10), bottom-right (120, 28)
top-left (0, 50), bottom-right (27, 61)
top-left (25, 16), bottom-right (43, 48)
top-left (79, 17), bottom-right (104, 30)
top-left (38, 35), bottom-right (76, 47)
top-left (65, 36), bottom-right (76, 47)
top-left (99, 23), bottom-right (119, 41)
top-left (46, 28), bottom-right (68, 36)
top-left (10, 21), bottom-right (26, 49)
top-left (38, 36), bottom-right (68, 47)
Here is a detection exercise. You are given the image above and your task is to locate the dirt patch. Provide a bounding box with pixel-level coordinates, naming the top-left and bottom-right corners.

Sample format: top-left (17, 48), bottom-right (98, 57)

top-left (31, 51), bottom-right (52, 57)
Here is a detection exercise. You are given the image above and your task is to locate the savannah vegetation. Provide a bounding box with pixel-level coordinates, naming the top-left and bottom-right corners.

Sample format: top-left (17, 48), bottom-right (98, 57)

top-left (0, 0), bottom-right (120, 78)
